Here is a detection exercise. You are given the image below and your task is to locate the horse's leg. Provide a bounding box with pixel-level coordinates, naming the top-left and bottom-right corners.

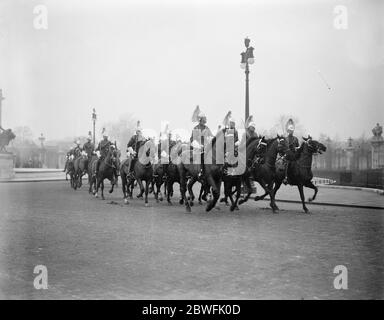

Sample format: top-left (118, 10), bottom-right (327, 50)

top-left (187, 177), bottom-right (196, 206)
top-left (121, 173), bottom-right (129, 204)
top-left (297, 184), bottom-right (309, 213)
top-left (109, 176), bottom-right (115, 194)
top-left (167, 180), bottom-right (173, 205)
top-left (136, 178), bottom-right (144, 199)
top-left (230, 180), bottom-right (242, 211)
top-left (144, 180), bottom-right (149, 207)
top-left (179, 171), bottom-right (191, 212)
top-left (238, 177), bottom-right (252, 205)
top-left (305, 180), bottom-right (318, 202)
top-left (101, 180), bottom-right (105, 200)
top-left (206, 176), bottom-right (221, 212)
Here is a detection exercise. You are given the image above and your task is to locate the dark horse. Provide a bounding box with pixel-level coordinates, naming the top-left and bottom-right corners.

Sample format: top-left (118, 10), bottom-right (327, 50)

top-left (73, 152), bottom-right (88, 189)
top-left (178, 130), bottom-right (225, 212)
top-left (255, 135), bottom-right (326, 213)
top-left (94, 145), bottom-right (119, 200)
top-left (239, 135), bottom-right (287, 213)
top-left (121, 139), bottom-right (154, 206)
top-left (88, 154), bottom-right (98, 195)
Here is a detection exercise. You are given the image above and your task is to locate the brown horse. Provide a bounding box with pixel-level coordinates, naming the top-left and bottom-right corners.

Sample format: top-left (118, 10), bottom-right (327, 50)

top-left (239, 135), bottom-right (287, 212)
top-left (94, 145), bottom-right (119, 200)
top-left (73, 153), bottom-right (88, 189)
top-left (122, 140), bottom-right (154, 206)
top-left (255, 135), bottom-right (326, 213)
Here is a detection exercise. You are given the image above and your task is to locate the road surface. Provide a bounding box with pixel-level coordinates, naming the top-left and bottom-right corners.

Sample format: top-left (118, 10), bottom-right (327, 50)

top-left (0, 181), bottom-right (383, 299)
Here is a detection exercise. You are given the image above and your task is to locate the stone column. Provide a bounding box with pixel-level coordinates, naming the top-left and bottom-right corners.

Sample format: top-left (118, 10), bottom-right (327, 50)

top-left (371, 123), bottom-right (384, 169)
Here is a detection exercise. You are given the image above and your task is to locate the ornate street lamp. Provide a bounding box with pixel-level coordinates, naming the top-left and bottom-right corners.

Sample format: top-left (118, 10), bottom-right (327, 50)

top-left (92, 108), bottom-right (97, 146)
top-left (240, 37), bottom-right (254, 121)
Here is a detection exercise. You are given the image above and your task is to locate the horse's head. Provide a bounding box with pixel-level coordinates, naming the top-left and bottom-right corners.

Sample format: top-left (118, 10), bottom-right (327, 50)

top-left (256, 136), bottom-right (268, 154)
top-left (276, 134), bottom-right (288, 156)
top-left (303, 135), bottom-right (327, 154)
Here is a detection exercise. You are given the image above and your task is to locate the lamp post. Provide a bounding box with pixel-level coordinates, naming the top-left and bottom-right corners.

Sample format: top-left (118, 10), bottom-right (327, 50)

top-left (92, 108), bottom-right (97, 146)
top-left (38, 133), bottom-right (46, 168)
top-left (240, 37), bottom-right (254, 121)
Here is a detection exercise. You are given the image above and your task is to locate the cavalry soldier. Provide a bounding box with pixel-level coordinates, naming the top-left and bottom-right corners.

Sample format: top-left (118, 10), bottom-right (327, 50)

top-left (63, 140), bottom-right (82, 172)
top-left (283, 118), bottom-right (300, 185)
top-left (244, 115), bottom-right (258, 144)
top-left (73, 139), bottom-right (83, 158)
top-left (83, 132), bottom-right (95, 158)
top-left (95, 128), bottom-right (113, 175)
top-left (125, 121), bottom-right (146, 176)
top-left (222, 111), bottom-right (240, 162)
top-left (190, 105), bottom-right (213, 179)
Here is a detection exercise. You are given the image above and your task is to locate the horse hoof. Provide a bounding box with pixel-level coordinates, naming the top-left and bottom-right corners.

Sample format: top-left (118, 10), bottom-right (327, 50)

top-left (179, 199), bottom-right (184, 205)
top-left (235, 206), bottom-right (240, 211)
top-left (186, 206), bottom-right (191, 213)
top-left (308, 198), bottom-right (313, 202)
top-left (189, 201), bottom-right (194, 207)
top-left (159, 197), bottom-right (163, 202)
top-left (168, 201), bottom-right (173, 206)
top-left (145, 203), bottom-right (149, 207)
top-left (219, 198), bottom-right (226, 203)
top-left (304, 209), bottom-right (310, 214)
top-left (230, 205), bottom-right (235, 212)
top-left (198, 201), bottom-right (203, 205)
top-left (238, 199), bottom-right (244, 205)
top-left (95, 194), bottom-right (98, 198)
top-left (124, 199), bottom-right (129, 205)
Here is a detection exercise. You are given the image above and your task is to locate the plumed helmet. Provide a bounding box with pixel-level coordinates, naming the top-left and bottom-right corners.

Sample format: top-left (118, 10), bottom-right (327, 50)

top-left (223, 111), bottom-right (235, 127)
top-left (101, 127), bottom-right (108, 138)
top-left (285, 118), bottom-right (295, 133)
top-left (192, 105), bottom-right (206, 122)
top-left (136, 121), bottom-right (142, 134)
top-left (245, 115), bottom-right (255, 129)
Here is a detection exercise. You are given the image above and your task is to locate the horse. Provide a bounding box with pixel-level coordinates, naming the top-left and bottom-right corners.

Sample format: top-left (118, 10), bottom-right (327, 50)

top-left (239, 135), bottom-right (287, 213)
top-left (255, 135), bottom-right (326, 213)
top-left (94, 145), bottom-right (119, 200)
top-left (73, 152), bottom-right (88, 189)
top-left (176, 141), bottom-right (207, 212)
top-left (124, 139), bottom-right (154, 206)
top-left (88, 153), bottom-right (99, 195)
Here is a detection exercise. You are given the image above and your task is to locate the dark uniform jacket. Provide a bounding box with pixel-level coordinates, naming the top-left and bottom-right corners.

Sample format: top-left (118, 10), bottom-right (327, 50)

top-left (96, 139), bottom-right (112, 158)
top-left (127, 135), bottom-right (146, 156)
top-left (73, 146), bottom-right (82, 158)
top-left (190, 123), bottom-right (213, 147)
top-left (285, 134), bottom-right (299, 161)
top-left (83, 141), bottom-right (95, 156)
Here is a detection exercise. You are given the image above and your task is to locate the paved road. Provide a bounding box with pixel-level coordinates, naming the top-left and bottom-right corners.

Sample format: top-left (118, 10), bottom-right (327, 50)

top-left (0, 181), bottom-right (383, 299)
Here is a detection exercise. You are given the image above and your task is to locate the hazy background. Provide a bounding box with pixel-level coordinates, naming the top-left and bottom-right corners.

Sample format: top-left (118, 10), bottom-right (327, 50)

top-left (0, 0), bottom-right (383, 142)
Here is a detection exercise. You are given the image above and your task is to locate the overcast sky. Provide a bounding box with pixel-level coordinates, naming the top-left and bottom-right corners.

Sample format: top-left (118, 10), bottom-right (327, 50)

top-left (0, 0), bottom-right (383, 142)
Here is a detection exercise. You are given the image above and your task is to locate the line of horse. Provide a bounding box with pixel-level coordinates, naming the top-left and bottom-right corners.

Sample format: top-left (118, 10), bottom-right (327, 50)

top-left (64, 131), bottom-right (326, 214)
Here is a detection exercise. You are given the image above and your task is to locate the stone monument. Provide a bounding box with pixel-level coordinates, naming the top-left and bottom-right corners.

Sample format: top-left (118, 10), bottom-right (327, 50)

top-left (371, 123), bottom-right (384, 169)
top-left (0, 89), bottom-right (16, 180)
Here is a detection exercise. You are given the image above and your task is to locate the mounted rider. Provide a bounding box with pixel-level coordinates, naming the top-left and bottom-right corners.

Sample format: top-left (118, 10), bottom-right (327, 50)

top-left (283, 118), bottom-right (300, 185)
top-left (190, 105), bottom-right (213, 179)
top-left (244, 115), bottom-right (258, 144)
top-left (63, 139), bottom-right (82, 172)
top-left (83, 131), bottom-right (95, 158)
top-left (125, 121), bottom-right (146, 177)
top-left (222, 111), bottom-right (240, 166)
top-left (95, 128), bottom-right (114, 175)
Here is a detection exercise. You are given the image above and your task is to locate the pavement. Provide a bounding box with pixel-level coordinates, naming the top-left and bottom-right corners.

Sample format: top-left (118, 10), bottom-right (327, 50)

top-left (0, 180), bottom-right (383, 299)
top-left (2, 170), bottom-right (383, 209)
